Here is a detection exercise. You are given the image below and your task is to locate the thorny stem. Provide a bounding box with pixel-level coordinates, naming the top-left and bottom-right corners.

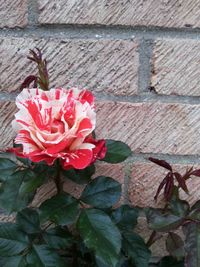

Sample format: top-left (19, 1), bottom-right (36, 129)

top-left (146, 230), bottom-right (163, 248)
top-left (55, 159), bottom-right (63, 194)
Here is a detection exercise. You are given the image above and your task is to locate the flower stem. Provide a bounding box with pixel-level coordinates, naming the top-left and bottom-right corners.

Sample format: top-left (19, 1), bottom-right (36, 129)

top-left (55, 159), bottom-right (63, 194)
top-left (146, 230), bottom-right (163, 248)
top-left (72, 244), bottom-right (78, 267)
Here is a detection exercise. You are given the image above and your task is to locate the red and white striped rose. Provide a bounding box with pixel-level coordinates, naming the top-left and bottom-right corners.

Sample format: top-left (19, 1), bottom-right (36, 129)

top-left (12, 88), bottom-right (106, 169)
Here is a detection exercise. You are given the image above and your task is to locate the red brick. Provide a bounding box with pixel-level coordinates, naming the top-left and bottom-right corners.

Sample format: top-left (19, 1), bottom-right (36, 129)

top-left (0, 101), bottom-right (17, 148)
top-left (0, 37), bottom-right (138, 95)
top-left (2, 100), bottom-right (200, 155)
top-left (96, 101), bottom-right (200, 155)
top-left (151, 39), bottom-right (200, 96)
top-left (0, 0), bottom-right (27, 28)
top-left (38, 0), bottom-right (200, 28)
top-left (0, 214), bottom-right (15, 222)
top-left (128, 162), bottom-right (200, 207)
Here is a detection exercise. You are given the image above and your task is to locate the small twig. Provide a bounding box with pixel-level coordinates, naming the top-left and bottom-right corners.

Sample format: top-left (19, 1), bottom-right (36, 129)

top-left (146, 230), bottom-right (163, 248)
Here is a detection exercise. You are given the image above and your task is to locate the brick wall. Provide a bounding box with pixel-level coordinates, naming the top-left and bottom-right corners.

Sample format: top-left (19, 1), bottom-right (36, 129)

top-left (1, 0), bottom-right (200, 256)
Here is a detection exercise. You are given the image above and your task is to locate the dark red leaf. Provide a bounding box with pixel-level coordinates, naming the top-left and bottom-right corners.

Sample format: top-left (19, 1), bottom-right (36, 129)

top-left (190, 169), bottom-right (200, 177)
top-left (36, 48), bottom-right (42, 60)
top-left (26, 48), bottom-right (49, 91)
top-left (29, 49), bottom-right (38, 59)
top-left (164, 173), bottom-right (174, 201)
top-left (154, 175), bottom-right (168, 201)
top-left (149, 157), bottom-right (172, 171)
top-left (174, 172), bottom-right (188, 193)
top-left (182, 167), bottom-right (193, 181)
top-left (20, 75), bottom-right (37, 91)
top-left (27, 56), bottom-right (37, 63)
top-left (33, 78), bottom-right (38, 88)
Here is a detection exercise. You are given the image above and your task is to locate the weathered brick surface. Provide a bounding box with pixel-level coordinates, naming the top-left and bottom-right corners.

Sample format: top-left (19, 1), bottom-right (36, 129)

top-left (129, 162), bottom-right (200, 207)
top-left (38, 0), bottom-right (200, 28)
top-left (151, 39), bottom-right (200, 96)
top-left (0, 0), bottom-right (27, 28)
top-left (0, 214), bottom-right (15, 222)
top-left (96, 101), bottom-right (200, 155)
top-left (0, 37), bottom-right (138, 95)
top-left (2, 100), bottom-right (200, 156)
top-left (0, 101), bottom-right (17, 148)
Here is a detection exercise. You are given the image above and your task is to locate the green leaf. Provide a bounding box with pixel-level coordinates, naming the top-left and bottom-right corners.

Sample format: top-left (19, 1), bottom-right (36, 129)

top-left (158, 256), bottom-right (184, 267)
top-left (19, 173), bottom-right (46, 194)
top-left (77, 209), bottom-right (121, 267)
top-left (146, 208), bottom-right (184, 232)
top-left (1, 255), bottom-right (27, 267)
top-left (0, 170), bottom-right (40, 212)
top-left (103, 140), bottom-right (132, 163)
top-left (188, 210), bottom-right (200, 221)
top-left (62, 164), bottom-right (95, 184)
top-left (81, 176), bottom-right (121, 208)
top-left (189, 200), bottom-right (200, 221)
top-left (39, 192), bottom-right (79, 225)
top-left (170, 196), bottom-right (190, 217)
top-left (16, 208), bottom-right (40, 234)
top-left (166, 233), bottom-right (184, 260)
top-left (43, 226), bottom-right (72, 249)
top-left (0, 158), bottom-right (17, 181)
top-left (0, 223), bottom-right (28, 256)
top-left (26, 244), bottom-right (65, 267)
top-left (32, 163), bottom-right (56, 178)
top-left (183, 222), bottom-right (200, 267)
top-left (111, 205), bottom-right (139, 231)
top-left (191, 200), bottom-right (200, 211)
top-left (17, 156), bottom-right (31, 167)
top-left (96, 257), bottom-right (127, 267)
top-left (96, 257), bottom-right (112, 267)
top-left (122, 232), bottom-right (151, 267)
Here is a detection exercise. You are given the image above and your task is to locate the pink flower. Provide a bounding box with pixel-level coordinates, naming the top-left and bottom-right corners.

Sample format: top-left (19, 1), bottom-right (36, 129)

top-left (12, 88), bottom-right (106, 169)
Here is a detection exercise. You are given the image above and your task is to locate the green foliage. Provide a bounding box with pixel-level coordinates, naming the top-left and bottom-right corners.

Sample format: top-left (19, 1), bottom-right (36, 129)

top-left (0, 223), bottom-right (28, 256)
top-left (16, 208), bottom-right (40, 234)
top-left (0, 170), bottom-right (35, 212)
top-left (103, 140), bottom-right (132, 163)
top-left (43, 226), bottom-right (72, 250)
top-left (145, 208), bottom-right (184, 232)
top-left (0, 158), bottom-right (17, 181)
top-left (166, 233), bottom-right (184, 260)
top-left (62, 164), bottom-right (95, 184)
top-left (39, 192), bottom-right (79, 225)
top-left (122, 232), bottom-right (151, 267)
top-left (1, 255), bottom-right (27, 267)
top-left (183, 222), bottom-right (200, 267)
top-left (80, 176), bottom-right (121, 208)
top-left (0, 158), bottom-right (48, 213)
top-left (169, 196), bottom-right (190, 218)
top-left (26, 244), bottom-right (65, 267)
top-left (111, 205), bottom-right (139, 231)
top-left (1, 148), bottom-right (200, 266)
top-left (77, 209), bottom-right (121, 267)
top-left (158, 256), bottom-right (184, 267)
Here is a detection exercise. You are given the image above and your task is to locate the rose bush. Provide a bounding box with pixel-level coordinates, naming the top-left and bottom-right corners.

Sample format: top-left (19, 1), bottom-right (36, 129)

top-left (0, 48), bottom-right (197, 267)
top-left (12, 88), bottom-right (106, 169)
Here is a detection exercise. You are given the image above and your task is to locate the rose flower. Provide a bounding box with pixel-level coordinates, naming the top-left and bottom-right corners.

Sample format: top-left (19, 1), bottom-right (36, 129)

top-left (12, 88), bottom-right (107, 169)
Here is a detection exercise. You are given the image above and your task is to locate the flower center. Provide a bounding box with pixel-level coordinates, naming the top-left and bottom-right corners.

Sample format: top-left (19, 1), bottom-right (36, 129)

top-left (51, 120), bottom-right (65, 134)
